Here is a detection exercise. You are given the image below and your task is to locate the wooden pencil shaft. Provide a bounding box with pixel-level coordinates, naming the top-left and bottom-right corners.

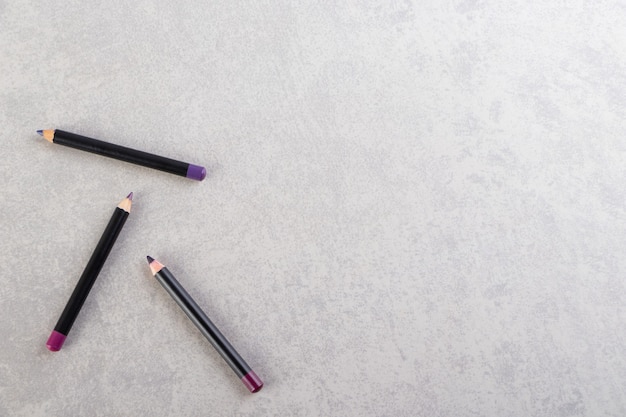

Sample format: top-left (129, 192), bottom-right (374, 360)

top-left (53, 130), bottom-right (189, 177)
top-left (154, 267), bottom-right (252, 378)
top-left (54, 207), bottom-right (129, 335)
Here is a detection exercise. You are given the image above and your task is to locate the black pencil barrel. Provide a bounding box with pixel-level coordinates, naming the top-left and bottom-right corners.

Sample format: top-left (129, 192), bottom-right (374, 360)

top-left (53, 130), bottom-right (189, 177)
top-left (154, 267), bottom-right (252, 378)
top-left (54, 207), bottom-right (129, 335)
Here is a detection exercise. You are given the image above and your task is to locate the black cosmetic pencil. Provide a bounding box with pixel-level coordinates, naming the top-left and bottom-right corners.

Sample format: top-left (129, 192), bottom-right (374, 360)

top-left (146, 256), bottom-right (263, 393)
top-left (37, 129), bottom-right (206, 181)
top-left (46, 193), bottom-right (133, 351)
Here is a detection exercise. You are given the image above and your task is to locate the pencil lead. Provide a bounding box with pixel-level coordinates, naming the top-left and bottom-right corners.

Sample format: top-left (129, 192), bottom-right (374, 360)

top-left (127, 192), bottom-right (133, 200)
top-left (36, 130), bottom-right (43, 136)
top-left (147, 256), bottom-right (154, 263)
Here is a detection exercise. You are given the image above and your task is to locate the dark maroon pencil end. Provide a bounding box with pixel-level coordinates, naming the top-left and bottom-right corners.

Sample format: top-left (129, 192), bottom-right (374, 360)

top-left (241, 370), bottom-right (263, 393)
top-left (186, 164), bottom-right (206, 181)
top-left (46, 330), bottom-right (67, 352)
top-left (146, 255), bottom-right (154, 263)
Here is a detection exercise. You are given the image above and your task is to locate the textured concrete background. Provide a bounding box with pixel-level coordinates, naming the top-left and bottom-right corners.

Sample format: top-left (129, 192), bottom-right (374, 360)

top-left (1, 1), bottom-right (625, 416)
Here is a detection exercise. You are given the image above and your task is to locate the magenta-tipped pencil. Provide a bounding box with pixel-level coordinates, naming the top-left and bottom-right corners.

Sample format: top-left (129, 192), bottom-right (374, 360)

top-left (37, 129), bottom-right (206, 181)
top-left (46, 193), bottom-right (133, 351)
top-left (146, 256), bottom-right (263, 393)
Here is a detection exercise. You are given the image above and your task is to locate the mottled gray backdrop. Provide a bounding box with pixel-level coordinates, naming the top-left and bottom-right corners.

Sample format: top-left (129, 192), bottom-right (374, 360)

top-left (1, 1), bottom-right (625, 416)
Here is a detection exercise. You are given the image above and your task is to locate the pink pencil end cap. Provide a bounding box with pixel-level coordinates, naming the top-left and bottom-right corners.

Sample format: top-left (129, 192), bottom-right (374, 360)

top-left (241, 370), bottom-right (263, 393)
top-left (46, 330), bottom-right (67, 352)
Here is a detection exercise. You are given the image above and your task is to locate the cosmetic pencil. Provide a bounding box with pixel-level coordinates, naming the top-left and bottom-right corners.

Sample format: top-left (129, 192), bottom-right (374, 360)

top-left (146, 256), bottom-right (263, 393)
top-left (46, 193), bottom-right (133, 351)
top-left (37, 129), bottom-right (206, 181)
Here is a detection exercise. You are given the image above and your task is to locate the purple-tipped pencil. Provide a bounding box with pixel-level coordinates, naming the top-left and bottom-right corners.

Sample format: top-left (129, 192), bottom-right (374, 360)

top-left (37, 129), bottom-right (206, 181)
top-left (147, 257), bottom-right (263, 393)
top-left (46, 193), bottom-right (133, 351)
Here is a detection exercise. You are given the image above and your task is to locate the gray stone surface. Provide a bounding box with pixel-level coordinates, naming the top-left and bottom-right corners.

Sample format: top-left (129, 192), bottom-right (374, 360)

top-left (1, 1), bottom-right (625, 416)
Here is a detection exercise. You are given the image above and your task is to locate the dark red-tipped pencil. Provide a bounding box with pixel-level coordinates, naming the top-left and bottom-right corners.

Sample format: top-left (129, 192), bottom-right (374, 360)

top-left (46, 193), bottom-right (133, 351)
top-left (146, 257), bottom-right (263, 393)
top-left (37, 129), bottom-right (206, 181)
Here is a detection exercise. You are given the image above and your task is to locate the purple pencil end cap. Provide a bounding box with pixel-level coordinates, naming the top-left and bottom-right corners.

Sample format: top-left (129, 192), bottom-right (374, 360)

top-left (241, 370), bottom-right (263, 393)
top-left (186, 164), bottom-right (206, 181)
top-left (46, 330), bottom-right (67, 352)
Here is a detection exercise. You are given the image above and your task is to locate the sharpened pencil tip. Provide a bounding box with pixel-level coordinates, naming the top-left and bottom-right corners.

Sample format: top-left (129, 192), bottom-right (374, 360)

top-left (147, 256), bottom-right (154, 263)
top-left (127, 192), bottom-right (133, 200)
top-left (36, 130), bottom-right (43, 136)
